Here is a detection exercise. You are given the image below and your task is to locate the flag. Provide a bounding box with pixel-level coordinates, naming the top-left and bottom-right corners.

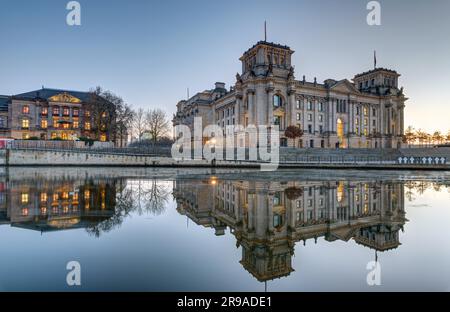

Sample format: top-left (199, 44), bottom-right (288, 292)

top-left (374, 50), bottom-right (377, 69)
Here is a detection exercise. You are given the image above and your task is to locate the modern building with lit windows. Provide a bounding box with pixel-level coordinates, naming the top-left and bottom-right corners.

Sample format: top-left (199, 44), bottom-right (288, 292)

top-left (174, 40), bottom-right (407, 148)
top-left (1, 88), bottom-right (115, 141)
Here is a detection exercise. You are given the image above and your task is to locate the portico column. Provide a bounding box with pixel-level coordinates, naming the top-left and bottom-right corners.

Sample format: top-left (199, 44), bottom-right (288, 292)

top-left (267, 87), bottom-right (274, 128)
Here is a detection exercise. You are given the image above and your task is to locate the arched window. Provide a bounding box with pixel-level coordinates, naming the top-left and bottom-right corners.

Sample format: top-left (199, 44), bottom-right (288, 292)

top-left (273, 94), bottom-right (282, 108)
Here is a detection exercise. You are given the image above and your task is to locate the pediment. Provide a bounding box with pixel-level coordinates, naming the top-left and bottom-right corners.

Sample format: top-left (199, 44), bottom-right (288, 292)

top-left (48, 92), bottom-right (82, 103)
top-left (329, 79), bottom-right (360, 94)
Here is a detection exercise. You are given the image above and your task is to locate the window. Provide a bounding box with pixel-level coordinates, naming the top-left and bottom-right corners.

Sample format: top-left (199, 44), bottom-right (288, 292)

top-left (101, 112), bottom-right (107, 118)
top-left (61, 133), bottom-right (68, 140)
top-left (273, 116), bottom-right (281, 126)
top-left (319, 125), bottom-right (323, 133)
top-left (100, 134), bottom-right (107, 142)
top-left (21, 193), bottom-right (29, 204)
top-left (307, 101), bottom-right (313, 110)
top-left (85, 122), bottom-right (91, 130)
top-left (22, 105), bottom-right (30, 114)
top-left (273, 95), bottom-right (282, 107)
top-left (40, 193), bottom-right (47, 202)
top-left (356, 106), bottom-right (360, 115)
top-left (318, 102), bottom-right (324, 112)
top-left (73, 121), bottom-right (79, 129)
top-left (85, 110), bottom-right (91, 117)
top-left (41, 120), bottom-right (48, 129)
top-left (63, 107), bottom-right (70, 116)
top-left (307, 114), bottom-right (312, 122)
top-left (296, 113), bottom-right (301, 121)
top-left (62, 122), bottom-right (70, 129)
top-left (73, 109), bottom-right (79, 116)
top-left (41, 107), bottom-right (48, 115)
top-left (371, 79), bottom-right (375, 86)
top-left (53, 117), bottom-right (59, 128)
top-left (23, 133), bottom-right (29, 139)
top-left (372, 120), bottom-right (376, 127)
top-left (363, 107), bottom-right (368, 116)
top-left (364, 118), bottom-right (368, 126)
top-left (21, 119), bottom-right (29, 129)
top-left (310, 140), bottom-right (314, 148)
top-left (296, 100), bottom-right (301, 109)
top-left (318, 115), bottom-right (323, 122)
top-left (53, 106), bottom-right (60, 115)
top-left (308, 125), bottom-right (312, 134)
top-left (372, 108), bottom-right (376, 116)
top-left (51, 132), bottom-right (57, 139)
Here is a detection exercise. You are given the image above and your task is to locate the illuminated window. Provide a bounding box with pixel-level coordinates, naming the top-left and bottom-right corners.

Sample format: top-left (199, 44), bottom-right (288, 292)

top-left (53, 193), bottom-right (59, 202)
top-left (53, 106), bottom-right (60, 115)
top-left (63, 107), bottom-right (70, 116)
top-left (363, 107), bottom-right (368, 116)
top-left (85, 122), bottom-right (91, 130)
top-left (364, 118), bottom-right (368, 126)
top-left (73, 109), bottom-right (79, 116)
top-left (84, 190), bottom-right (90, 199)
top-left (61, 133), bottom-right (68, 140)
top-left (41, 119), bottom-right (48, 129)
top-left (73, 121), bottom-right (79, 129)
top-left (337, 182), bottom-right (345, 203)
top-left (100, 134), bottom-right (107, 142)
top-left (296, 113), bottom-right (301, 121)
top-left (101, 111), bottom-right (107, 118)
top-left (21, 119), bottom-right (29, 128)
top-left (22, 208), bottom-right (29, 216)
top-left (40, 193), bottom-right (47, 202)
top-left (73, 192), bottom-right (79, 200)
top-left (85, 110), bottom-right (90, 117)
top-left (62, 192), bottom-right (69, 199)
top-left (21, 193), bottom-right (29, 204)
top-left (364, 128), bottom-right (368, 136)
top-left (40, 207), bottom-right (47, 215)
top-left (22, 133), bottom-right (29, 139)
top-left (41, 107), bottom-right (48, 115)
top-left (22, 105), bottom-right (30, 114)
top-left (53, 118), bottom-right (59, 128)
top-left (62, 123), bottom-right (70, 129)
top-left (51, 132), bottom-right (57, 139)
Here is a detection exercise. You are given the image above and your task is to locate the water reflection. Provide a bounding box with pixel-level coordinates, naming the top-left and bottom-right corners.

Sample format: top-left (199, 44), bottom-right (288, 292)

top-left (173, 178), bottom-right (407, 282)
top-left (0, 168), bottom-right (449, 290)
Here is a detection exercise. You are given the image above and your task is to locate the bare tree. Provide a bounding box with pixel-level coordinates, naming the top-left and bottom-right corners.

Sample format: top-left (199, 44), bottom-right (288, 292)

top-left (145, 109), bottom-right (171, 145)
top-left (132, 108), bottom-right (148, 142)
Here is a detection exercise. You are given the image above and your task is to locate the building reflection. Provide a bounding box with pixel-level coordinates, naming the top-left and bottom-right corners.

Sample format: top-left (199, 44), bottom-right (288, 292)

top-left (0, 178), bottom-right (119, 233)
top-left (173, 178), bottom-right (406, 282)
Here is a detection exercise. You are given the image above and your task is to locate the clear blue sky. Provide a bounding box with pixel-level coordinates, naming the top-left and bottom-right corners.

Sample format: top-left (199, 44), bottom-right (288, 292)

top-left (1, 0), bottom-right (449, 132)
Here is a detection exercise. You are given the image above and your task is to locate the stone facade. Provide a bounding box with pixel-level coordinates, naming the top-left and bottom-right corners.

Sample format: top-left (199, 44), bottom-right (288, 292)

top-left (2, 88), bottom-right (115, 142)
top-left (174, 41), bottom-right (407, 149)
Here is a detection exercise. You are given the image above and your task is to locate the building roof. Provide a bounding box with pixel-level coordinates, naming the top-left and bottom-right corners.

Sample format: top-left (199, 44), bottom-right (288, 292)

top-left (242, 41), bottom-right (292, 56)
top-left (12, 88), bottom-right (94, 102)
top-left (354, 68), bottom-right (399, 79)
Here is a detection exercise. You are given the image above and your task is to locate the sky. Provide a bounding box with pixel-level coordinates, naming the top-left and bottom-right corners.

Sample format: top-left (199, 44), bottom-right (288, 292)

top-left (0, 0), bottom-right (449, 133)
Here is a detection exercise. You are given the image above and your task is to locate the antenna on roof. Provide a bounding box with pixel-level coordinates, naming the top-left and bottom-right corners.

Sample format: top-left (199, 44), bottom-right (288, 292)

top-left (42, 85), bottom-right (44, 89)
top-left (187, 88), bottom-right (190, 100)
top-left (264, 21), bottom-right (267, 41)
